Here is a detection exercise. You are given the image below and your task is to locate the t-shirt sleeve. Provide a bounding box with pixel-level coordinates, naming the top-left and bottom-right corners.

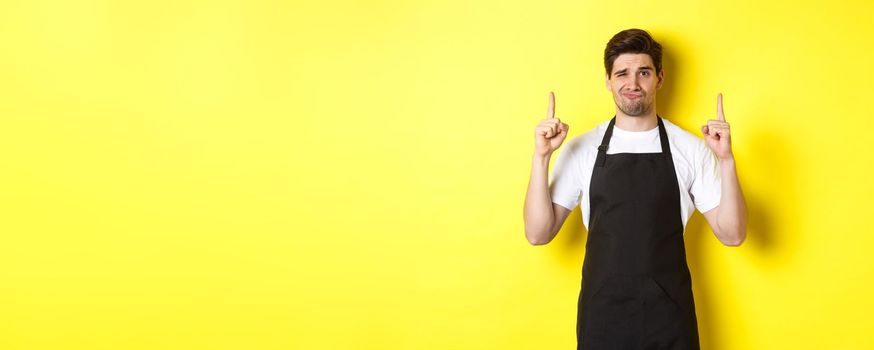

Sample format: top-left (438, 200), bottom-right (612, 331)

top-left (549, 145), bottom-right (583, 211)
top-left (691, 141), bottom-right (722, 213)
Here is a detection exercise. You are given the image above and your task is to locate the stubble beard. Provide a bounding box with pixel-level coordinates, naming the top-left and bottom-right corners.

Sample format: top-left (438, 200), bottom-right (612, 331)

top-left (617, 94), bottom-right (651, 117)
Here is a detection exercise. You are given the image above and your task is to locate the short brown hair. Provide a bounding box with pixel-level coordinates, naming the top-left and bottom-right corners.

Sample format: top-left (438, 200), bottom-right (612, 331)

top-left (604, 29), bottom-right (662, 77)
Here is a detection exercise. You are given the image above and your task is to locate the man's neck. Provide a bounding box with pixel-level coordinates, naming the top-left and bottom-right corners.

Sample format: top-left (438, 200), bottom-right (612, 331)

top-left (615, 111), bottom-right (658, 132)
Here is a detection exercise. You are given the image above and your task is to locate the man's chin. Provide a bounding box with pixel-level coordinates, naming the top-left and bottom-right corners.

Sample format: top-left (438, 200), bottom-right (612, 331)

top-left (620, 105), bottom-right (646, 117)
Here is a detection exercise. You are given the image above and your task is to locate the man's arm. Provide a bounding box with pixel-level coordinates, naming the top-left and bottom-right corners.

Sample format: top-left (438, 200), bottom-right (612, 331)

top-left (701, 93), bottom-right (748, 246)
top-left (524, 154), bottom-right (573, 245)
top-left (702, 158), bottom-right (747, 246)
top-left (523, 91), bottom-right (572, 245)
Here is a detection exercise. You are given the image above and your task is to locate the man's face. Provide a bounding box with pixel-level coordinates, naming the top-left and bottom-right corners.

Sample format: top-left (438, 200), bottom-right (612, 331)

top-left (606, 53), bottom-right (664, 117)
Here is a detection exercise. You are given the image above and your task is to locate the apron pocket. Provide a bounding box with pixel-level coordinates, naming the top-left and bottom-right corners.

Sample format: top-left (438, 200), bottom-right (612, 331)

top-left (645, 275), bottom-right (683, 312)
top-left (585, 275), bottom-right (643, 332)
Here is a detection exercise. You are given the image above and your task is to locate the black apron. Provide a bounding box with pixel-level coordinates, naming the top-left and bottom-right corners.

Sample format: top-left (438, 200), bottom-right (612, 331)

top-left (576, 116), bottom-right (700, 350)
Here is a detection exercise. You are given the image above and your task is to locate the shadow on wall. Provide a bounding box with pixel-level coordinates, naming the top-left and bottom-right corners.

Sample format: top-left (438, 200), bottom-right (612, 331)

top-left (656, 35), bottom-right (681, 121)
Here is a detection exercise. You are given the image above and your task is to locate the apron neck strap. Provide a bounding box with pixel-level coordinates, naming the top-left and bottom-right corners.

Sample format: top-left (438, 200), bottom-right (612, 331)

top-left (595, 115), bottom-right (671, 168)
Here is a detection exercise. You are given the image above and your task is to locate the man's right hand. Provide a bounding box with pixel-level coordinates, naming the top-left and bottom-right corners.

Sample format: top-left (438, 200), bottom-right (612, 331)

top-left (534, 91), bottom-right (569, 157)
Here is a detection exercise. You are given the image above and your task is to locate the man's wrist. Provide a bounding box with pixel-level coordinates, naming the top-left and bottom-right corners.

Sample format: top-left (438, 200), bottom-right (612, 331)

top-left (533, 153), bottom-right (552, 167)
top-left (719, 156), bottom-right (736, 168)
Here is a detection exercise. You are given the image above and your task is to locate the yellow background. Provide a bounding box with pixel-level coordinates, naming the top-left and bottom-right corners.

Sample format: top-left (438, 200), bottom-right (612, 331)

top-left (1, 0), bottom-right (873, 349)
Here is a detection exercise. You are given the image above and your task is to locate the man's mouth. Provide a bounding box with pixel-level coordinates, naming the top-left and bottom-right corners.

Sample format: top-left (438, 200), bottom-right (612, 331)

top-left (622, 93), bottom-right (642, 99)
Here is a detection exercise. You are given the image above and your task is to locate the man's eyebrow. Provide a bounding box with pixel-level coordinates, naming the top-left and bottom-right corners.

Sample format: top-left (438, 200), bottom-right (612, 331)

top-left (613, 66), bottom-right (654, 76)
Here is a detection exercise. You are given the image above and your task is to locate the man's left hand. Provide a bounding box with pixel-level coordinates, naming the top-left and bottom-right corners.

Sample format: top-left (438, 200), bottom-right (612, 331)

top-left (702, 93), bottom-right (733, 161)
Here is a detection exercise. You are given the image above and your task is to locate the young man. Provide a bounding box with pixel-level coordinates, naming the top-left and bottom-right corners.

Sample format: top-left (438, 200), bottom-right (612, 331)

top-left (522, 29), bottom-right (748, 349)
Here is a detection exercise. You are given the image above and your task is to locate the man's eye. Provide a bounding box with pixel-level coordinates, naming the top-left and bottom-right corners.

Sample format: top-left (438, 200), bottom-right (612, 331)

top-left (640, 71), bottom-right (649, 76)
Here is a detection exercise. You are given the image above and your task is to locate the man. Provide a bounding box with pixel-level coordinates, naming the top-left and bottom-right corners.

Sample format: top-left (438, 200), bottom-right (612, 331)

top-left (522, 28), bottom-right (747, 349)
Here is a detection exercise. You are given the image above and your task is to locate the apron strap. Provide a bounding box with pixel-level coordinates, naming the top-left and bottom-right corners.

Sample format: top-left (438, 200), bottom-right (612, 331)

top-left (595, 116), bottom-right (616, 168)
top-left (656, 116), bottom-right (672, 156)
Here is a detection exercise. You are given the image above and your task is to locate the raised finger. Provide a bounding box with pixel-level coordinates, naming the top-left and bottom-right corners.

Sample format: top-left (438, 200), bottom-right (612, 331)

top-left (717, 93), bottom-right (725, 121)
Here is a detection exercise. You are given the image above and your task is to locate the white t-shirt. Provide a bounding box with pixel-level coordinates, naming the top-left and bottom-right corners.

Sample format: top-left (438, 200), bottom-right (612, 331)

top-left (549, 118), bottom-right (722, 232)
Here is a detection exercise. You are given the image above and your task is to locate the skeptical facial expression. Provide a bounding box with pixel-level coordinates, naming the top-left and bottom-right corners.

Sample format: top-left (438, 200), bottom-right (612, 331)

top-left (606, 53), bottom-right (664, 117)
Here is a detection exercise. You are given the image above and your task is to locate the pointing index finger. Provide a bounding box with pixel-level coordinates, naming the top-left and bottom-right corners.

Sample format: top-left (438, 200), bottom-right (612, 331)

top-left (717, 93), bottom-right (725, 121)
top-left (547, 91), bottom-right (555, 119)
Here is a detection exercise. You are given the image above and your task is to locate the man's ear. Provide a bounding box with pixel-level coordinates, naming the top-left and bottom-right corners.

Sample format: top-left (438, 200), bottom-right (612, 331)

top-left (605, 73), bottom-right (611, 91)
top-left (656, 69), bottom-right (665, 90)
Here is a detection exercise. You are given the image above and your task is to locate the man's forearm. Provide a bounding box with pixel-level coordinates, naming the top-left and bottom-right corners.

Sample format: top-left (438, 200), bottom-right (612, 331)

top-left (715, 158), bottom-right (748, 245)
top-left (524, 154), bottom-right (556, 244)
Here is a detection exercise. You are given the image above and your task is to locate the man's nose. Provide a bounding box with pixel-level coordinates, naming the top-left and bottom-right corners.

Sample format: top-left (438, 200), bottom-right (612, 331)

top-left (632, 75), bottom-right (642, 89)
top-left (627, 77), bottom-right (641, 91)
